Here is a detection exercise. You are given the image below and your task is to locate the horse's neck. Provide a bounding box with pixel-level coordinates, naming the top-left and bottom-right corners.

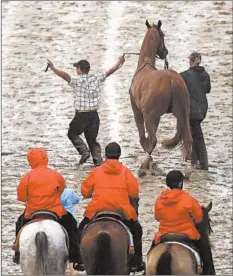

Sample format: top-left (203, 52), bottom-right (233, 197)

top-left (137, 31), bottom-right (157, 69)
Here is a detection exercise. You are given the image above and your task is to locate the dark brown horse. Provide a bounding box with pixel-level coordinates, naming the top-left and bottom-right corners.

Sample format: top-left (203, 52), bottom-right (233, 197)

top-left (146, 202), bottom-right (214, 275)
top-left (80, 216), bottom-right (132, 275)
top-left (129, 20), bottom-right (192, 176)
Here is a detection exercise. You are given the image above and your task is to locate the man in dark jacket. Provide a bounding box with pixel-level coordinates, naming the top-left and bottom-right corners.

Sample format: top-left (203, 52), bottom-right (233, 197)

top-left (180, 52), bottom-right (211, 170)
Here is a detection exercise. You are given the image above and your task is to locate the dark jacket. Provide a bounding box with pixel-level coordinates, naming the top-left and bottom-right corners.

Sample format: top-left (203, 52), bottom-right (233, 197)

top-left (180, 66), bottom-right (211, 120)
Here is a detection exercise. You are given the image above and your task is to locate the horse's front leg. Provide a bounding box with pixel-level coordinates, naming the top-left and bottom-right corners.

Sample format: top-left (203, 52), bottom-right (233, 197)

top-left (130, 97), bottom-right (149, 153)
top-left (144, 117), bottom-right (160, 174)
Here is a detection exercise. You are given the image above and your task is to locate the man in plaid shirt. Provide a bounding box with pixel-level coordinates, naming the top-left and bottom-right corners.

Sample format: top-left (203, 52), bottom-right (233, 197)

top-left (47, 55), bottom-right (125, 166)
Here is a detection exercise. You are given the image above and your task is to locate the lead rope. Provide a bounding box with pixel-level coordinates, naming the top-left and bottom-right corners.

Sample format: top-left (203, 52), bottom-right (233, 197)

top-left (123, 52), bottom-right (169, 70)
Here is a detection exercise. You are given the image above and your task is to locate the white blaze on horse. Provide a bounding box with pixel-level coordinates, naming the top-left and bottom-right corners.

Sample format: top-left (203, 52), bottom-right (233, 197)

top-left (19, 219), bottom-right (70, 275)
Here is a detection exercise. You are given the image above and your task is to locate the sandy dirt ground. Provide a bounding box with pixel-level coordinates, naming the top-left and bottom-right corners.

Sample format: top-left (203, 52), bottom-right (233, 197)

top-left (2, 1), bottom-right (232, 275)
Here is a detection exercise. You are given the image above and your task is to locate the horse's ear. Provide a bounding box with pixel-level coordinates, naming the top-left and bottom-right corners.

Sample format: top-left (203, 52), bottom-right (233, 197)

top-left (145, 19), bottom-right (151, 29)
top-left (158, 20), bottom-right (162, 30)
top-left (206, 201), bottom-right (212, 212)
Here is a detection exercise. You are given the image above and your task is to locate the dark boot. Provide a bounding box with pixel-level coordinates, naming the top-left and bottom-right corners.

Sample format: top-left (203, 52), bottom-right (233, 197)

top-left (93, 158), bottom-right (104, 167)
top-left (130, 260), bottom-right (145, 273)
top-left (13, 251), bottom-right (20, 264)
top-left (89, 145), bottom-right (103, 166)
top-left (73, 246), bottom-right (84, 271)
top-left (73, 262), bottom-right (84, 271)
top-left (196, 140), bottom-right (208, 170)
top-left (68, 131), bottom-right (90, 164)
top-left (79, 153), bottom-right (91, 165)
top-left (127, 221), bottom-right (145, 273)
top-left (73, 217), bottom-right (90, 271)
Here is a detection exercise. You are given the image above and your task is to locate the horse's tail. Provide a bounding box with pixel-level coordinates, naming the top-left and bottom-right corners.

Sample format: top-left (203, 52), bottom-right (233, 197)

top-left (156, 249), bottom-right (172, 275)
top-left (162, 74), bottom-right (192, 160)
top-left (92, 231), bottom-right (115, 275)
top-left (34, 231), bottom-right (48, 275)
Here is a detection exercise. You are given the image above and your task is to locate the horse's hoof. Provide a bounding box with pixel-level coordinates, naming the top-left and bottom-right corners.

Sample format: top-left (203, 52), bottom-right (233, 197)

top-left (138, 169), bottom-right (147, 177)
top-left (184, 166), bottom-right (192, 180)
top-left (149, 162), bottom-right (157, 173)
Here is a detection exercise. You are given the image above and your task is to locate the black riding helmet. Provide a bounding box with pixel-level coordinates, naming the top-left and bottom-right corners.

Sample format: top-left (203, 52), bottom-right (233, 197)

top-left (166, 170), bottom-right (184, 189)
top-left (105, 142), bottom-right (121, 159)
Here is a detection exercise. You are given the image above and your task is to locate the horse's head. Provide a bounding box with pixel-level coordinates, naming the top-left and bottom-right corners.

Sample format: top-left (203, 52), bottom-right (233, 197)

top-left (145, 19), bottom-right (168, 59)
top-left (197, 201), bottom-right (213, 238)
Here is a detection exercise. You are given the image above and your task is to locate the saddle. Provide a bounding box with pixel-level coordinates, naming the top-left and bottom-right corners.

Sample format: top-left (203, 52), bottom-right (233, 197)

top-left (161, 233), bottom-right (202, 273)
top-left (12, 211), bottom-right (69, 251)
top-left (30, 210), bottom-right (59, 221)
top-left (83, 211), bottom-right (134, 255)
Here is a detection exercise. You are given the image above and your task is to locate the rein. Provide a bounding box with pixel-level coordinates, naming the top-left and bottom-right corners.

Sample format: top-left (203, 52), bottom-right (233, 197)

top-left (124, 52), bottom-right (169, 69)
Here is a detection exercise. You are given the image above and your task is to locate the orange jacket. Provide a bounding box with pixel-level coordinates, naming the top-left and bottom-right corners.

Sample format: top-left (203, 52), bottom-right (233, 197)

top-left (81, 159), bottom-right (139, 220)
top-left (154, 189), bottom-right (202, 243)
top-left (17, 148), bottom-right (67, 219)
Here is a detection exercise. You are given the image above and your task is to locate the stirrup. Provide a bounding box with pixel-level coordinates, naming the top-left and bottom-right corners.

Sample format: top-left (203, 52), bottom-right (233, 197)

top-left (130, 261), bottom-right (145, 273)
top-left (73, 262), bottom-right (85, 271)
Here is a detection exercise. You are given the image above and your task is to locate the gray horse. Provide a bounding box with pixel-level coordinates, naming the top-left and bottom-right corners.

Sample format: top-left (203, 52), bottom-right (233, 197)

top-left (19, 219), bottom-right (69, 275)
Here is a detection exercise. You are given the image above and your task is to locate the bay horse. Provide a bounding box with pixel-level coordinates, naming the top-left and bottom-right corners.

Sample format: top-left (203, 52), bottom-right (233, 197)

top-left (80, 213), bottom-right (133, 275)
top-left (146, 202), bottom-right (214, 275)
top-left (18, 216), bottom-right (70, 275)
top-left (129, 20), bottom-right (192, 176)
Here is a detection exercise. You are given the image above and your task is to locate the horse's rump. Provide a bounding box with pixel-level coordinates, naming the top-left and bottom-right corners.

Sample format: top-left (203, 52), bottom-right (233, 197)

top-left (146, 243), bottom-right (198, 275)
top-left (19, 220), bottom-right (69, 275)
top-left (81, 219), bottom-right (130, 274)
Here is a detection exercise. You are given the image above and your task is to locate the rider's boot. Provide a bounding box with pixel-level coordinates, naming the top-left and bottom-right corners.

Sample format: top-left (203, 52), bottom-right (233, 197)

top-left (129, 256), bottom-right (145, 273)
top-left (72, 247), bottom-right (85, 271)
top-left (13, 251), bottom-right (20, 264)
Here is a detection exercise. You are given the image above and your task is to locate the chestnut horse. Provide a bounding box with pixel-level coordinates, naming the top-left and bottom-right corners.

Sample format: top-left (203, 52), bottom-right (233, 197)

top-left (129, 20), bottom-right (192, 176)
top-left (80, 217), bottom-right (132, 275)
top-left (146, 202), bottom-right (214, 275)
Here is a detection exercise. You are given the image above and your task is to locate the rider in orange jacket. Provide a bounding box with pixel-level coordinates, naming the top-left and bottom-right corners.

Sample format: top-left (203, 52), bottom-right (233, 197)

top-left (152, 170), bottom-right (215, 275)
top-left (12, 148), bottom-right (79, 269)
top-left (75, 142), bottom-right (145, 272)
top-left (154, 173), bottom-right (202, 243)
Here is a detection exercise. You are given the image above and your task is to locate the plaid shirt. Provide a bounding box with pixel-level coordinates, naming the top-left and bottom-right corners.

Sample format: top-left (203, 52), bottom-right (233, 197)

top-left (68, 73), bottom-right (107, 111)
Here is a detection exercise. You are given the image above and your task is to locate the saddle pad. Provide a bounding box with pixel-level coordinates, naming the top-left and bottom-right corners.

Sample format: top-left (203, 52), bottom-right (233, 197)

top-left (165, 241), bottom-right (201, 266)
top-left (13, 218), bottom-right (44, 250)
